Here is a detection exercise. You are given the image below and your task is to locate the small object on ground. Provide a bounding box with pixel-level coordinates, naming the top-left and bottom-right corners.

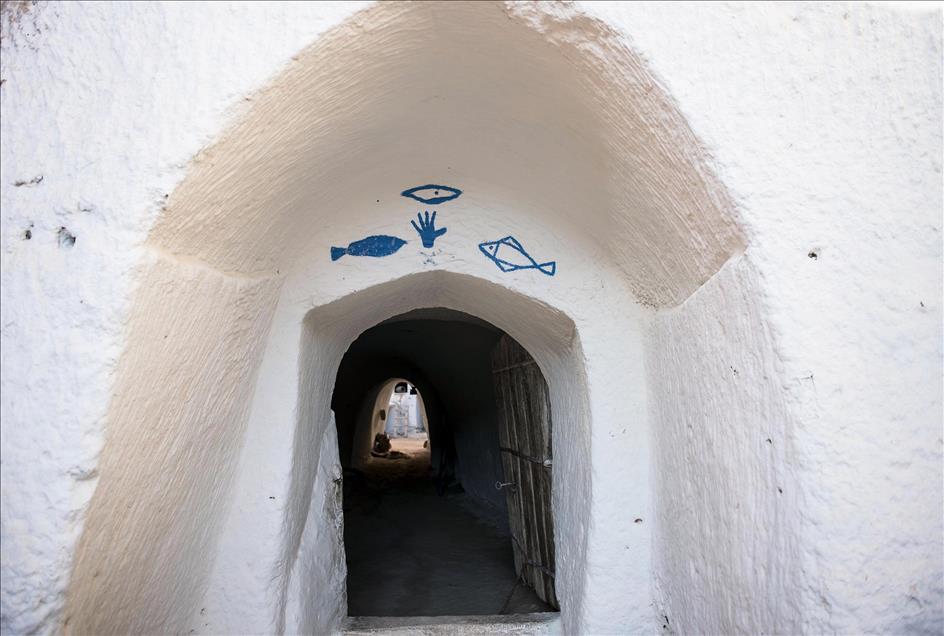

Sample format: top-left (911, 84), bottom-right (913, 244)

top-left (423, 439), bottom-right (429, 448)
top-left (372, 432), bottom-right (391, 454)
top-left (386, 450), bottom-right (409, 460)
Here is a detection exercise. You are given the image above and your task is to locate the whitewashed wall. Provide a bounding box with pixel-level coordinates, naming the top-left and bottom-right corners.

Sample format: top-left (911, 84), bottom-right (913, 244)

top-left (591, 4), bottom-right (943, 632)
top-left (0, 2), bottom-right (940, 635)
top-left (1, 4), bottom-right (369, 633)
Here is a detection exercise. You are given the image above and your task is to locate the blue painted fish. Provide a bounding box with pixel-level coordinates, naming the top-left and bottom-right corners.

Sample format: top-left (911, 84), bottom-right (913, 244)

top-left (478, 236), bottom-right (556, 276)
top-left (331, 235), bottom-right (407, 261)
top-left (401, 184), bottom-right (463, 205)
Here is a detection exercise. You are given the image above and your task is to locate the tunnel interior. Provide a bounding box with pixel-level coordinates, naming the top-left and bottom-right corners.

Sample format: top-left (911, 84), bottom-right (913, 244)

top-left (331, 307), bottom-right (558, 617)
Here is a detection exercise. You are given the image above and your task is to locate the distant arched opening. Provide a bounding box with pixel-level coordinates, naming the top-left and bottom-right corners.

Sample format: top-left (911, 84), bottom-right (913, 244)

top-left (343, 377), bottom-right (431, 473)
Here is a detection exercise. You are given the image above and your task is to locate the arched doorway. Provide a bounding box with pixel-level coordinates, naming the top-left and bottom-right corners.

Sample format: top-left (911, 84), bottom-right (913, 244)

top-left (332, 309), bottom-right (558, 617)
top-left (344, 377), bottom-right (431, 474)
top-left (278, 272), bottom-right (590, 633)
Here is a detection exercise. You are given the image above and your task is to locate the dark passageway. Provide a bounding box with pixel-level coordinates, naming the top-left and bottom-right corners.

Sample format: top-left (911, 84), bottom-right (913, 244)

top-left (342, 440), bottom-right (551, 616)
top-left (332, 308), bottom-right (558, 617)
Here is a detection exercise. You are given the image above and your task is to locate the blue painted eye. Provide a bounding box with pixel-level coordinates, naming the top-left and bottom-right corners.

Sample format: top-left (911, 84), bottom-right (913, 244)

top-left (401, 184), bottom-right (462, 205)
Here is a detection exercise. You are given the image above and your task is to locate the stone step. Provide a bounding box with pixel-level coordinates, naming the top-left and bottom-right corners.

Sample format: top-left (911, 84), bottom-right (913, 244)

top-left (342, 613), bottom-right (560, 635)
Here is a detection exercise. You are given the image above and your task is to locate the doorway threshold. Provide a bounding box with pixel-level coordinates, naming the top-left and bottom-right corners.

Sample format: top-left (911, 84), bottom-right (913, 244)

top-left (343, 613), bottom-right (560, 635)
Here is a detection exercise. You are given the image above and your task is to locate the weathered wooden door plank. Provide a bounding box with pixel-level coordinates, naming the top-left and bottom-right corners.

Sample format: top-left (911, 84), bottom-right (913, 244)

top-left (491, 335), bottom-right (558, 609)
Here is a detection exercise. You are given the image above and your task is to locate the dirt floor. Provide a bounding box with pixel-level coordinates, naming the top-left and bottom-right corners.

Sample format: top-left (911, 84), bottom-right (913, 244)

top-left (343, 437), bottom-right (554, 617)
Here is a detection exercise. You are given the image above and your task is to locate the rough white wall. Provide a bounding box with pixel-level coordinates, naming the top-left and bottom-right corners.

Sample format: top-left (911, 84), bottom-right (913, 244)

top-left (0, 2), bottom-right (366, 633)
top-left (586, 3), bottom-right (943, 632)
top-left (648, 254), bottom-right (802, 634)
top-left (65, 253), bottom-right (281, 634)
top-left (0, 2), bottom-right (940, 635)
top-left (282, 419), bottom-right (347, 636)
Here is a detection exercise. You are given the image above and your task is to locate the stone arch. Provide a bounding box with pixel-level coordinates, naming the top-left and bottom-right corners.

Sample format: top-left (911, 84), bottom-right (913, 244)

top-left (63, 2), bottom-right (746, 634)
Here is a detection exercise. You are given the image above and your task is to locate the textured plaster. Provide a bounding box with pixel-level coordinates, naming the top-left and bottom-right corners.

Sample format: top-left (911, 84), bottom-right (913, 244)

top-left (0, 2), bottom-right (367, 633)
top-left (284, 418), bottom-right (347, 636)
top-left (648, 255), bottom-right (802, 634)
top-left (64, 252), bottom-right (281, 634)
top-left (583, 3), bottom-right (943, 632)
top-left (145, 1), bottom-right (743, 306)
top-left (0, 2), bottom-right (940, 635)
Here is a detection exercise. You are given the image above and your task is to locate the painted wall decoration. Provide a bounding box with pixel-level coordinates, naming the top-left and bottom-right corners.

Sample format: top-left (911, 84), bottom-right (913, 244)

top-left (331, 235), bottom-right (407, 261)
top-left (327, 184), bottom-right (558, 279)
top-left (479, 236), bottom-right (557, 276)
top-left (401, 184), bottom-right (462, 205)
top-left (411, 211), bottom-right (447, 248)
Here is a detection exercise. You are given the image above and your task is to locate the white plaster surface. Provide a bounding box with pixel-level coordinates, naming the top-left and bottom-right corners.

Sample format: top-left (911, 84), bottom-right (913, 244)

top-left (648, 255), bottom-right (803, 634)
top-left (583, 3), bottom-right (943, 632)
top-left (0, 2), bottom-right (940, 635)
top-left (1, 2), bottom-right (367, 633)
top-left (283, 418), bottom-right (347, 636)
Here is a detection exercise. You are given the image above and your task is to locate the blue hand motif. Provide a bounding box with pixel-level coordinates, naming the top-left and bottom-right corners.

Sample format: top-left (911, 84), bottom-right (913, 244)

top-left (411, 211), bottom-right (447, 248)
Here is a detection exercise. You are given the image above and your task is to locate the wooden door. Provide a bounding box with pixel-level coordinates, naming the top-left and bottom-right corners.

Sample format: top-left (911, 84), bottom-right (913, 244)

top-left (491, 335), bottom-right (558, 608)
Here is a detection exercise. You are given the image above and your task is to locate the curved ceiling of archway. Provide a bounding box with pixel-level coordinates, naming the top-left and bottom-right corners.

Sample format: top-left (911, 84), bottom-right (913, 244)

top-left (149, 1), bottom-right (743, 307)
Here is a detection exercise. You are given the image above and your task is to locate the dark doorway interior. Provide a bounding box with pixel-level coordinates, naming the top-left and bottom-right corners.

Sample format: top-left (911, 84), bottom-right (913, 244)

top-left (331, 308), bottom-right (557, 617)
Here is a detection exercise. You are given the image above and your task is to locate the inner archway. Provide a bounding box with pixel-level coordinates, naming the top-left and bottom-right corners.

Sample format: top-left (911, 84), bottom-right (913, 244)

top-left (345, 377), bottom-right (431, 474)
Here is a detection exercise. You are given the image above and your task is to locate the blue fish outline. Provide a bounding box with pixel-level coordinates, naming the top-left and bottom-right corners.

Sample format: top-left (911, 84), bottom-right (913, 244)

top-left (331, 235), bottom-right (407, 261)
top-left (401, 184), bottom-right (463, 205)
top-left (478, 236), bottom-right (556, 276)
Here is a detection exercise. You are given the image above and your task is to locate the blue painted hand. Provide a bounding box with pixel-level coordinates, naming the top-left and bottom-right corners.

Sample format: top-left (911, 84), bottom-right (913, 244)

top-left (411, 211), bottom-right (447, 248)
